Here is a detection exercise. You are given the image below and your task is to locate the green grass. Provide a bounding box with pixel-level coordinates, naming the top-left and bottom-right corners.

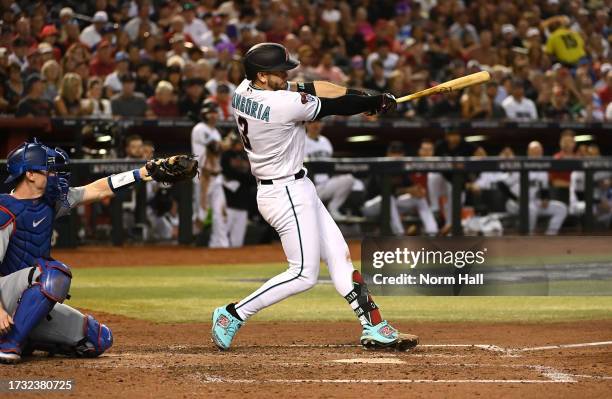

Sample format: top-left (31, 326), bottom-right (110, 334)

top-left (69, 263), bottom-right (612, 324)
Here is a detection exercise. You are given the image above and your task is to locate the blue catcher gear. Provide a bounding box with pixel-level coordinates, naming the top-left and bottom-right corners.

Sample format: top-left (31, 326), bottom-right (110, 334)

top-left (4, 140), bottom-right (70, 206)
top-left (0, 194), bottom-right (54, 276)
top-left (0, 258), bottom-right (72, 359)
top-left (75, 315), bottom-right (113, 357)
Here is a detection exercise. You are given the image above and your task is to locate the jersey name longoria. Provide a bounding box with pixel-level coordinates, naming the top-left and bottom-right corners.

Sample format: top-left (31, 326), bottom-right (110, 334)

top-left (231, 93), bottom-right (271, 122)
top-left (231, 79), bottom-right (321, 181)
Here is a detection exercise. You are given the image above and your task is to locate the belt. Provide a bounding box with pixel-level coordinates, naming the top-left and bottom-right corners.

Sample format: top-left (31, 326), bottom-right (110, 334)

top-left (259, 169), bottom-right (306, 185)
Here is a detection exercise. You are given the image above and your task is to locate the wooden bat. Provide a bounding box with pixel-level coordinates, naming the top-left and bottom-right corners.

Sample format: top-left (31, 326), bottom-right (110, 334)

top-left (396, 71), bottom-right (491, 103)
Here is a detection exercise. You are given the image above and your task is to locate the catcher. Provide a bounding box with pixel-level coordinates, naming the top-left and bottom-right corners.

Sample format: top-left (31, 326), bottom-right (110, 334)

top-left (0, 140), bottom-right (196, 363)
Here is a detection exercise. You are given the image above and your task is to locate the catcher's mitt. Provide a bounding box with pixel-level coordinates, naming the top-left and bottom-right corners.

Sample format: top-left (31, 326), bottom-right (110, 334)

top-left (145, 155), bottom-right (199, 183)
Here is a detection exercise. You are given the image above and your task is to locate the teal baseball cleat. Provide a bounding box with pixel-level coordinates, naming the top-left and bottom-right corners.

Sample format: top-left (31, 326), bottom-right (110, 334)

top-left (361, 320), bottom-right (419, 351)
top-left (211, 305), bottom-right (244, 351)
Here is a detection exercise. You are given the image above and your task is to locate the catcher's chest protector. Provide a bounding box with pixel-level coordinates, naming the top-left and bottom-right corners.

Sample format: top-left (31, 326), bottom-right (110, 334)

top-left (0, 194), bottom-right (54, 276)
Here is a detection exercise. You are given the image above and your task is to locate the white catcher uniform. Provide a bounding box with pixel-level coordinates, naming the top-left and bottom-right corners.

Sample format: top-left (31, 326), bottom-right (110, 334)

top-left (230, 79), bottom-right (361, 321)
top-left (304, 134), bottom-right (355, 219)
top-left (191, 122), bottom-right (229, 247)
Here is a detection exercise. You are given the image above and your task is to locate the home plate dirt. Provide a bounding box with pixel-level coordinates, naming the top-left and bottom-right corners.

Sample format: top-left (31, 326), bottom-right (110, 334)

top-left (2, 315), bottom-right (611, 399)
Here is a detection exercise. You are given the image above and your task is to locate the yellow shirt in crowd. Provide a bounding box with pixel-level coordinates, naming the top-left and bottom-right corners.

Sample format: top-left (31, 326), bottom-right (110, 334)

top-left (545, 28), bottom-right (586, 65)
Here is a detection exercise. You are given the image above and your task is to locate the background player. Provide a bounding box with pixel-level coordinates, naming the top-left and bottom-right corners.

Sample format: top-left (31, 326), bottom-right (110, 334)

top-left (0, 140), bottom-right (193, 363)
top-left (191, 99), bottom-right (229, 247)
top-left (211, 43), bottom-right (418, 352)
top-left (304, 120), bottom-right (356, 221)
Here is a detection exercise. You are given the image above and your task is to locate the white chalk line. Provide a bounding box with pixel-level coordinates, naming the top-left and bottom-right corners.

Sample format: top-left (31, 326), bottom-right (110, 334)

top-left (200, 377), bottom-right (565, 385)
top-left (519, 341), bottom-right (612, 352)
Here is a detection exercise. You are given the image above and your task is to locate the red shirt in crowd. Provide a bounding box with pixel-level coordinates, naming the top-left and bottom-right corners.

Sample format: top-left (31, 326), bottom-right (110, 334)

top-left (147, 97), bottom-right (180, 118)
top-left (89, 57), bottom-right (116, 77)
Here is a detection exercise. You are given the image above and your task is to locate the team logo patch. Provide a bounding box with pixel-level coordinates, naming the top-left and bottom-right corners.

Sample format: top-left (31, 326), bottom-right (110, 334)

top-left (216, 315), bottom-right (230, 328)
top-left (299, 92), bottom-right (316, 104)
top-left (379, 325), bottom-right (397, 338)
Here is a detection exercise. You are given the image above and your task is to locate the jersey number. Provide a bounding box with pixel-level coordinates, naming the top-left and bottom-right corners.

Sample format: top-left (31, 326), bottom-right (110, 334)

top-left (560, 34), bottom-right (577, 49)
top-left (237, 116), bottom-right (252, 151)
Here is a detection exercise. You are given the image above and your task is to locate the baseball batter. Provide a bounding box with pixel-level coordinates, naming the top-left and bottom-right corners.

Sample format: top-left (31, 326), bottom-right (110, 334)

top-left (211, 43), bottom-right (418, 351)
top-left (304, 120), bottom-right (356, 220)
top-left (0, 140), bottom-right (195, 364)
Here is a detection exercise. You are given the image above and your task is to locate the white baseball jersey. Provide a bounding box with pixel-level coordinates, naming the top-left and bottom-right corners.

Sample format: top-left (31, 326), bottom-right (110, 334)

top-left (507, 171), bottom-right (549, 200)
top-left (191, 122), bottom-right (222, 167)
top-left (231, 79), bottom-right (321, 180)
top-left (501, 96), bottom-right (538, 120)
top-left (305, 134), bottom-right (333, 185)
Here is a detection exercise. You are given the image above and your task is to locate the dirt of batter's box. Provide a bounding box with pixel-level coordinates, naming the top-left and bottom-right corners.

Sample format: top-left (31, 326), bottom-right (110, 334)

top-left (3, 315), bottom-right (611, 399)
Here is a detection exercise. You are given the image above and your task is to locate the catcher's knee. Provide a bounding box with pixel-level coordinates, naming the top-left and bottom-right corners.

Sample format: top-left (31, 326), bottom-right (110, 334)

top-left (76, 315), bottom-right (113, 357)
top-left (35, 258), bottom-right (72, 303)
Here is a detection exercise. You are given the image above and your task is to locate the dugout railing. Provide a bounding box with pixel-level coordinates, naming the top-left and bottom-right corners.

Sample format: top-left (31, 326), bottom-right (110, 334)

top-left (2, 157), bottom-right (612, 246)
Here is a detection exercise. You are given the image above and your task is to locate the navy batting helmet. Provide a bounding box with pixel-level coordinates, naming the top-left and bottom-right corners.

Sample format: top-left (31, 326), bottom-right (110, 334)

top-left (4, 140), bottom-right (57, 183)
top-left (200, 99), bottom-right (219, 116)
top-left (243, 42), bottom-right (299, 80)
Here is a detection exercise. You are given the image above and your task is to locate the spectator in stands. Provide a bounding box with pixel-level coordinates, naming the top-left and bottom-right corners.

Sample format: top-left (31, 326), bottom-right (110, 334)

top-left (142, 140), bottom-right (155, 161)
top-left (167, 33), bottom-right (189, 61)
top-left (461, 84), bottom-right (492, 119)
top-left (124, 0), bottom-right (160, 42)
top-left (79, 11), bottom-right (108, 49)
top-left (40, 59), bottom-right (61, 102)
top-left (315, 51), bottom-right (348, 84)
top-left (543, 16), bottom-right (586, 67)
top-left (3, 61), bottom-right (23, 113)
top-left (147, 80), bottom-right (179, 118)
top-left (179, 77), bottom-right (206, 120)
top-left (364, 60), bottom-right (388, 92)
top-left (606, 101), bottom-right (612, 121)
top-left (213, 84), bottom-right (233, 121)
top-left (449, 9), bottom-right (479, 46)
top-left (15, 74), bottom-right (53, 117)
top-left (104, 51), bottom-right (130, 95)
top-left (502, 78), bottom-right (538, 120)
top-left (205, 62), bottom-right (236, 95)
top-left (466, 30), bottom-right (498, 66)
top-left (8, 37), bottom-right (28, 71)
top-left (182, 2), bottom-right (208, 48)
top-left (598, 70), bottom-right (612, 109)
top-left (135, 62), bottom-right (155, 98)
top-left (89, 40), bottom-right (115, 77)
top-left (431, 90), bottom-right (462, 119)
top-left (81, 77), bottom-right (112, 118)
top-left (550, 130), bottom-right (576, 188)
top-left (542, 83), bottom-right (573, 120)
top-left (366, 39), bottom-right (400, 78)
top-left (484, 81), bottom-right (507, 119)
top-left (200, 15), bottom-right (230, 49)
top-left (110, 72), bottom-right (151, 118)
top-left (54, 72), bottom-right (84, 116)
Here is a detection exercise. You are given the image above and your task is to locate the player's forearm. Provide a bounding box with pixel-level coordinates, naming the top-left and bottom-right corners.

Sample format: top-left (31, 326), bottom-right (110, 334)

top-left (288, 81), bottom-right (364, 98)
top-left (81, 166), bottom-right (149, 203)
top-left (316, 94), bottom-right (382, 119)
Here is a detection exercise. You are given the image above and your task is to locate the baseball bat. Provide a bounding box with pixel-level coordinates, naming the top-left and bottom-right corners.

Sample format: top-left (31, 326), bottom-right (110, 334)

top-left (395, 71), bottom-right (491, 103)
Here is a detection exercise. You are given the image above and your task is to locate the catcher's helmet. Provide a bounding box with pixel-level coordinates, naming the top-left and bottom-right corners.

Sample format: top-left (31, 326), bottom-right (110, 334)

top-left (4, 139), bottom-right (66, 184)
top-left (243, 42), bottom-right (299, 80)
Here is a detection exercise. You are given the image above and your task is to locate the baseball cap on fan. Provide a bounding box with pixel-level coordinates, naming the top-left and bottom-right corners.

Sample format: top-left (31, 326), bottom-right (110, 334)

top-left (93, 11), bottom-right (108, 23)
top-left (501, 24), bottom-right (516, 36)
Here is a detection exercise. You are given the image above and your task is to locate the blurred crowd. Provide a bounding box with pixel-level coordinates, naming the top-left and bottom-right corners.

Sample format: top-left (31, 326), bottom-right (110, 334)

top-left (0, 0), bottom-right (610, 122)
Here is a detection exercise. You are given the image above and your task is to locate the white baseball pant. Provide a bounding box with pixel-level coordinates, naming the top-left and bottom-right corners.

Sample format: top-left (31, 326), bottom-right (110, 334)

top-left (316, 174), bottom-right (355, 217)
top-left (234, 176), bottom-right (355, 321)
top-left (506, 199), bottom-right (568, 235)
top-left (361, 194), bottom-right (438, 235)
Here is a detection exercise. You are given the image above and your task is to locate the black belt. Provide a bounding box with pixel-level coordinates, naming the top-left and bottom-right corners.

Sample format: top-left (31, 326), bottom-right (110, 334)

top-left (260, 169), bottom-right (305, 185)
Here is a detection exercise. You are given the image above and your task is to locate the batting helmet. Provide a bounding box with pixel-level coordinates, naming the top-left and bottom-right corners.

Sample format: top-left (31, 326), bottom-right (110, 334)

top-left (200, 99), bottom-right (219, 116)
top-left (4, 139), bottom-right (60, 183)
top-left (243, 42), bottom-right (299, 80)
